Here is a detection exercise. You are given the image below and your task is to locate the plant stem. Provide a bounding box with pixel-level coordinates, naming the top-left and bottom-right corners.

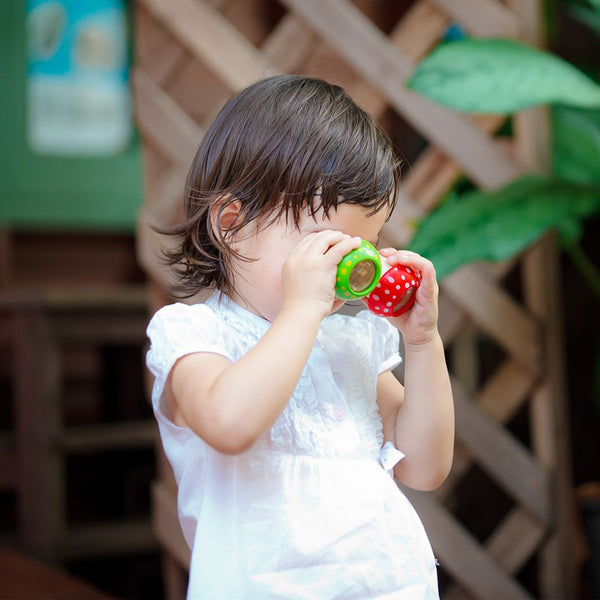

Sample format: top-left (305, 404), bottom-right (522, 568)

top-left (564, 241), bottom-right (600, 301)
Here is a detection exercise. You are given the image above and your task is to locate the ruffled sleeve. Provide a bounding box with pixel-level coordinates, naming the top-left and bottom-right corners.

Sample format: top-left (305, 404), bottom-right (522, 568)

top-left (146, 302), bottom-right (236, 421)
top-left (354, 310), bottom-right (402, 374)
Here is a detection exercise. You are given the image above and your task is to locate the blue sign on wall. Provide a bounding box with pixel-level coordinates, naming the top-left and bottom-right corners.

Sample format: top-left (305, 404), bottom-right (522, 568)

top-left (26, 0), bottom-right (131, 155)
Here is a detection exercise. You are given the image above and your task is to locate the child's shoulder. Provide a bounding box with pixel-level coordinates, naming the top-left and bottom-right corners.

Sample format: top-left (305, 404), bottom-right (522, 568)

top-left (146, 300), bottom-right (234, 350)
top-left (148, 300), bottom-right (218, 330)
top-left (146, 299), bottom-right (240, 373)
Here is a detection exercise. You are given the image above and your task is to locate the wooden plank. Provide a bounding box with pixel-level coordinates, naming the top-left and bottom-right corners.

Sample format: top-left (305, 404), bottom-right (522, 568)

top-left (280, 0), bottom-right (526, 190)
top-left (142, 165), bottom-right (188, 227)
top-left (404, 488), bottom-right (533, 599)
top-left (137, 206), bottom-right (182, 290)
top-left (403, 116), bottom-right (504, 213)
top-left (42, 286), bottom-right (148, 310)
top-left (452, 377), bottom-right (552, 524)
top-left (486, 507), bottom-right (546, 573)
top-left (153, 481), bottom-right (191, 569)
top-left (436, 361), bottom-right (537, 503)
top-left (222, 0), bottom-right (281, 47)
top-left (139, 0), bottom-right (278, 92)
top-left (442, 266), bottom-right (541, 373)
top-left (437, 293), bottom-right (468, 345)
top-left (136, 6), bottom-right (187, 87)
top-left (389, 0), bottom-right (449, 59)
top-left (59, 420), bottom-right (157, 454)
top-left (424, 261), bottom-right (513, 351)
top-left (48, 313), bottom-right (147, 344)
top-left (430, 0), bottom-right (523, 38)
top-left (349, 0), bottom-right (449, 115)
top-left (445, 506), bottom-right (546, 599)
top-left (478, 359), bottom-right (536, 422)
top-left (14, 306), bottom-right (64, 559)
top-left (513, 0), bottom-right (578, 588)
top-left (58, 520), bottom-right (158, 559)
top-left (133, 68), bottom-right (202, 170)
top-left (523, 235), bottom-right (579, 598)
top-left (261, 14), bottom-right (316, 72)
top-left (382, 188), bottom-right (425, 248)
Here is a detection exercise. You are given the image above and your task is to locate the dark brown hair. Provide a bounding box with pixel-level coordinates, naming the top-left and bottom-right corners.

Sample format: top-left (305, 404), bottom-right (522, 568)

top-left (160, 74), bottom-right (401, 298)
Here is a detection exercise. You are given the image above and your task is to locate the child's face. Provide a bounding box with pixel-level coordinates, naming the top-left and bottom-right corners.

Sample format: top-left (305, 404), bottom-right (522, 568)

top-left (230, 202), bottom-right (389, 322)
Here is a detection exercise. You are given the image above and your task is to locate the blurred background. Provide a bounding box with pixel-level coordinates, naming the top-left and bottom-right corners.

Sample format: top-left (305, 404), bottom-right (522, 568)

top-left (1, 1), bottom-right (599, 599)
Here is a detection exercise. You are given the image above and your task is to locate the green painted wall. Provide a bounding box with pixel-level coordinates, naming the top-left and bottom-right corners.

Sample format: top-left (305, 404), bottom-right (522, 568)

top-left (0, 1), bottom-right (143, 231)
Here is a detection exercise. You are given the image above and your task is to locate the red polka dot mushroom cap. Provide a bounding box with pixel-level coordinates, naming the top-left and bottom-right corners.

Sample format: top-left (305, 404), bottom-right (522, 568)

top-left (367, 262), bottom-right (421, 317)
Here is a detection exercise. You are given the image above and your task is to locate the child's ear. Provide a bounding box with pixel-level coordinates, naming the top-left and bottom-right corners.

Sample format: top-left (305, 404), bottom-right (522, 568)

top-left (211, 197), bottom-right (242, 234)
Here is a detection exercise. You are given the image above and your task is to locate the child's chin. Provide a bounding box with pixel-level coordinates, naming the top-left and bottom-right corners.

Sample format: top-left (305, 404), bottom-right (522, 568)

top-left (329, 299), bottom-right (346, 314)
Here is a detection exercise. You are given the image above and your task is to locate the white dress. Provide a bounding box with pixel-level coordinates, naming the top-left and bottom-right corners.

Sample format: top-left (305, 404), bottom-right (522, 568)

top-left (146, 293), bottom-right (439, 599)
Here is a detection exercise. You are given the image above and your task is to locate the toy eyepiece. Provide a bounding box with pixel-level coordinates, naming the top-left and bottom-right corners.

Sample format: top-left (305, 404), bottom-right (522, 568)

top-left (367, 263), bottom-right (420, 317)
top-left (392, 286), bottom-right (415, 313)
top-left (335, 240), bottom-right (381, 300)
top-left (335, 240), bottom-right (421, 316)
top-left (348, 260), bottom-right (377, 293)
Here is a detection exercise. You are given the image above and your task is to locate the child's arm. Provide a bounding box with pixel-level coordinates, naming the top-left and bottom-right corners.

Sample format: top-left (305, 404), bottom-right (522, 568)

top-left (376, 249), bottom-right (454, 491)
top-left (167, 231), bottom-right (362, 455)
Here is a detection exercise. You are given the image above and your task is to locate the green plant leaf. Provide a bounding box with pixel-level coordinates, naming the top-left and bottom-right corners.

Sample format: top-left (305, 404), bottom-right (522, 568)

top-left (568, 5), bottom-right (600, 36)
top-left (406, 38), bottom-right (600, 113)
top-left (552, 106), bottom-right (600, 185)
top-left (565, 0), bottom-right (600, 36)
top-left (408, 175), bottom-right (600, 280)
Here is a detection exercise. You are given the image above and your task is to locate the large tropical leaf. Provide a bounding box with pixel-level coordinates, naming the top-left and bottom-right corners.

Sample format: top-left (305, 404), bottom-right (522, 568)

top-left (566, 0), bottom-right (600, 37)
top-left (408, 175), bottom-right (600, 280)
top-left (406, 38), bottom-right (600, 113)
top-left (552, 106), bottom-right (600, 185)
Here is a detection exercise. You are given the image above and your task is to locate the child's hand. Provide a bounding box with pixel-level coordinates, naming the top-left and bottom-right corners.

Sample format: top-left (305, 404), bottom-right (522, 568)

top-left (377, 248), bottom-right (439, 347)
top-left (281, 231), bottom-right (361, 319)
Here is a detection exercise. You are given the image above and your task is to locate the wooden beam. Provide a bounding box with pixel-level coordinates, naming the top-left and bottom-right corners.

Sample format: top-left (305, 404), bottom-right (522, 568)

top-left (139, 0), bottom-right (278, 92)
top-left (403, 115), bottom-right (505, 213)
top-left (14, 306), bottom-right (64, 559)
top-left (486, 507), bottom-right (546, 573)
top-left (261, 14), bottom-right (316, 72)
top-left (136, 6), bottom-right (187, 87)
top-left (478, 359), bottom-right (537, 422)
top-left (511, 0), bottom-right (578, 589)
top-left (152, 481), bottom-right (191, 569)
top-left (445, 506), bottom-right (545, 599)
top-left (430, 0), bottom-right (524, 38)
top-left (280, 0), bottom-right (526, 190)
top-left (452, 377), bottom-right (552, 525)
top-left (58, 421), bottom-right (157, 454)
top-left (348, 0), bottom-right (450, 116)
top-left (133, 69), bottom-right (202, 171)
top-left (442, 266), bottom-right (541, 373)
top-left (404, 489), bottom-right (534, 599)
top-left (58, 520), bottom-right (157, 559)
top-left (137, 206), bottom-right (181, 291)
top-left (435, 358), bottom-right (537, 501)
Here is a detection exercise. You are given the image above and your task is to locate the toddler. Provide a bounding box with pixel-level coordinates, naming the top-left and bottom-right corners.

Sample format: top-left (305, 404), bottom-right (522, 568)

top-left (146, 74), bottom-right (454, 599)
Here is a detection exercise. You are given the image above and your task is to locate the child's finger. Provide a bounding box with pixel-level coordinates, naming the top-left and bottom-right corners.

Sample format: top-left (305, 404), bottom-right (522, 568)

top-left (380, 249), bottom-right (438, 302)
top-left (381, 249), bottom-right (434, 276)
top-left (299, 230), bottom-right (360, 261)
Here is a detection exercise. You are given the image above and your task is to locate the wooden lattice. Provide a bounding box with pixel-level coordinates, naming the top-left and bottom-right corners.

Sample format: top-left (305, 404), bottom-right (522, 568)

top-left (133, 1), bottom-right (579, 598)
